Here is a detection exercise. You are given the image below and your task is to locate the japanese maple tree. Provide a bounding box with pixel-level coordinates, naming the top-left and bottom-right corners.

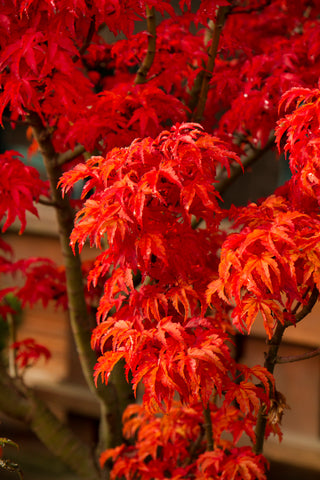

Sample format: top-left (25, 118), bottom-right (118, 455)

top-left (1, 1), bottom-right (320, 479)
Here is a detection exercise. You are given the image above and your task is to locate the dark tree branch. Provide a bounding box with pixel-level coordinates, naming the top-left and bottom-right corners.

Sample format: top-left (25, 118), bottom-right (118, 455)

top-left (229, 0), bottom-right (271, 15)
top-left (57, 145), bottom-right (86, 166)
top-left (134, 6), bottom-right (156, 85)
top-left (192, 6), bottom-right (231, 123)
top-left (78, 16), bottom-right (96, 57)
top-left (203, 404), bottom-right (214, 451)
top-left (37, 197), bottom-right (59, 208)
top-left (286, 286), bottom-right (319, 327)
top-left (2, 116), bottom-right (31, 126)
top-left (216, 135), bottom-right (275, 194)
top-left (191, 135), bottom-right (275, 230)
top-left (186, 429), bottom-right (205, 465)
top-left (277, 347), bottom-right (320, 364)
top-left (254, 286), bottom-right (319, 454)
top-left (6, 311), bottom-right (17, 378)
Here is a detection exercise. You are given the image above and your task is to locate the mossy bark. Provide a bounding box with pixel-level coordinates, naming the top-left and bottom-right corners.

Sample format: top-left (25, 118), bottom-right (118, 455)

top-left (0, 365), bottom-right (102, 480)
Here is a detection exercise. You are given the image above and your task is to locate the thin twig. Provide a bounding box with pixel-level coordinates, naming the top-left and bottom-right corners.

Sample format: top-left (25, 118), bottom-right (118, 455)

top-left (187, 428), bottom-right (205, 464)
top-left (291, 300), bottom-right (301, 315)
top-left (78, 16), bottom-right (96, 57)
top-left (57, 145), bottom-right (86, 167)
top-left (191, 135), bottom-right (275, 230)
top-left (216, 135), bottom-right (275, 194)
top-left (72, 16), bottom-right (96, 62)
top-left (277, 347), bottom-right (320, 364)
top-left (192, 6), bottom-right (231, 122)
top-left (134, 6), bottom-right (156, 85)
top-left (230, 0), bottom-right (271, 15)
top-left (37, 197), bottom-right (59, 208)
top-left (2, 116), bottom-right (31, 126)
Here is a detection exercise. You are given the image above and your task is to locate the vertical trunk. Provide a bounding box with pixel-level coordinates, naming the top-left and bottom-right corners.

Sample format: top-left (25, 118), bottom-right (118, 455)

top-left (30, 113), bottom-right (124, 451)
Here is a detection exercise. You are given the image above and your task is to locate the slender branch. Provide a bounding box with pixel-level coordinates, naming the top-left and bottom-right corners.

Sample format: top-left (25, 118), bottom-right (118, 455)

top-left (72, 15), bottom-right (96, 62)
top-left (2, 116), bottom-right (31, 126)
top-left (192, 6), bottom-right (231, 123)
top-left (203, 404), bottom-right (214, 451)
top-left (187, 68), bottom-right (205, 117)
top-left (57, 144), bottom-right (86, 167)
top-left (134, 6), bottom-right (156, 85)
top-left (216, 135), bottom-right (275, 194)
top-left (78, 16), bottom-right (96, 57)
top-left (277, 347), bottom-right (320, 364)
top-left (291, 300), bottom-right (302, 315)
top-left (191, 135), bottom-right (275, 230)
top-left (254, 286), bottom-right (319, 454)
top-left (37, 197), bottom-right (59, 208)
top-left (186, 429), bottom-right (205, 465)
top-left (230, 0), bottom-right (271, 15)
top-left (7, 312), bottom-right (17, 378)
